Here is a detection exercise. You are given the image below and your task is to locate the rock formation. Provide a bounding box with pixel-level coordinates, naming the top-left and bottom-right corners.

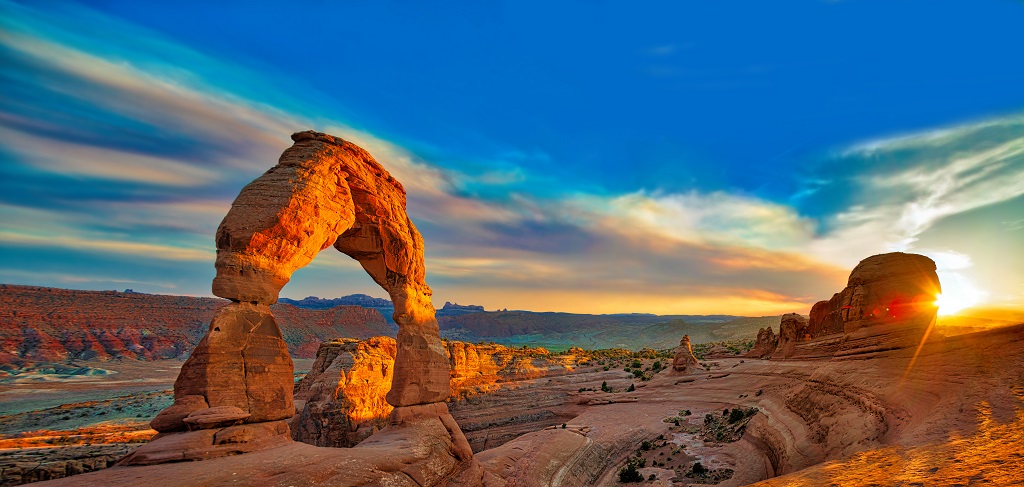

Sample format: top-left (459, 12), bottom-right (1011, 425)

top-left (672, 335), bottom-right (699, 372)
top-left (121, 131), bottom-right (482, 483)
top-left (291, 336), bottom-right (582, 448)
top-left (747, 326), bottom-right (779, 359)
top-left (772, 313), bottom-right (809, 359)
top-left (809, 252), bottom-right (940, 336)
top-left (751, 252), bottom-right (941, 360)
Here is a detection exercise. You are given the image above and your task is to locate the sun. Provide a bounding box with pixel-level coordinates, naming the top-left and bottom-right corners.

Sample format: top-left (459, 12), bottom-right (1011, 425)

top-left (934, 293), bottom-right (968, 316)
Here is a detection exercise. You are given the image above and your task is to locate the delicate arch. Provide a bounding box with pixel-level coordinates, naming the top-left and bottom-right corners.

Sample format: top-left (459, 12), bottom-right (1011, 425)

top-left (210, 130), bottom-right (450, 406)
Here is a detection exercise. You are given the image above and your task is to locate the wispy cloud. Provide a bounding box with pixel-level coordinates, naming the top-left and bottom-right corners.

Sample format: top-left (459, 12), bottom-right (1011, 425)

top-left (1, 0), bottom-right (1021, 315)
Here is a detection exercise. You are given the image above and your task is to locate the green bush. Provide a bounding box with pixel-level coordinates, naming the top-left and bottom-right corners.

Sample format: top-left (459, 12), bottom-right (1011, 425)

top-left (627, 383), bottom-right (635, 392)
top-left (692, 462), bottom-right (707, 475)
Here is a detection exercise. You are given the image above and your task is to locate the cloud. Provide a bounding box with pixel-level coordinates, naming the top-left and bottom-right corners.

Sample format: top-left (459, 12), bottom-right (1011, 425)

top-left (2, 0), bottom-right (1021, 315)
top-left (807, 114), bottom-right (1024, 266)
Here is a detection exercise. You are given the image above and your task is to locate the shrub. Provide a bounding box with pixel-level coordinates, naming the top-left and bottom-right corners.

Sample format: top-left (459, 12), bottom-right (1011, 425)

top-left (728, 408), bottom-right (745, 424)
top-left (601, 381), bottom-right (612, 393)
top-left (627, 383), bottom-right (635, 392)
top-left (618, 463), bottom-right (643, 483)
top-left (641, 440), bottom-right (652, 451)
top-left (631, 360), bottom-right (643, 368)
top-left (648, 474), bottom-right (657, 480)
top-left (692, 462), bottom-right (707, 475)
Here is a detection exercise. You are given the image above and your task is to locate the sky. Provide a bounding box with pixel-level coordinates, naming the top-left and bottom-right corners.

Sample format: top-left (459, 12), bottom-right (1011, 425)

top-left (1, 0), bottom-right (1023, 316)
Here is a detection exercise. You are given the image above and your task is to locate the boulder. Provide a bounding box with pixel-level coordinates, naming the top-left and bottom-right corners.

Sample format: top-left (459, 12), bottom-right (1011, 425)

top-left (150, 395), bottom-right (208, 433)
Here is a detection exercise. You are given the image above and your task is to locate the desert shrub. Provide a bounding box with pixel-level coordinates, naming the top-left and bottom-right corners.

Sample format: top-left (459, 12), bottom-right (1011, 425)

top-left (631, 360), bottom-right (643, 368)
top-left (652, 361), bottom-right (662, 371)
top-left (627, 383), bottom-right (635, 392)
top-left (692, 462), bottom-right (707, 475)
top-left (618, 463), bottom-right (643, 483)
top-left (601, 381), bottom-right (611, 393)
top-left (632, 369), bottom-right (644, 378)
top-left (648, 474), bottom-right (657, 480)
top-left (728, 408), bottom-right (745, 423)
top-left (641, 440), bottom-right (652, 451)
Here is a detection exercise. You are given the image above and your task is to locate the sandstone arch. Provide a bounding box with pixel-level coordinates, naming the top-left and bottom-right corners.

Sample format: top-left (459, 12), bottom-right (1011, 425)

top-left (210, 130), bottom-right (449, 408)
top-left (133, 132), bottom-right (475, 478)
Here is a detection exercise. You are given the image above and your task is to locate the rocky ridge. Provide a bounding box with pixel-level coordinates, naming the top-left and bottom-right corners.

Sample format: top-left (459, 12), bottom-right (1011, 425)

top-left (0, 284), bottom-right (389, 372)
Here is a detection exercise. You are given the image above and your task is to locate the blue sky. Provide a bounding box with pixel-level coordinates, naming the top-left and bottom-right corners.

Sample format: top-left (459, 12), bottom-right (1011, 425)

top-left (1, 0), bottom-right (1022, 314)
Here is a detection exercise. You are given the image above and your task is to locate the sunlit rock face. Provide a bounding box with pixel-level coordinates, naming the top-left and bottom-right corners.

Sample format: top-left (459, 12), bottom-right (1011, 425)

top-left (798, 252), bottom-right (940, 358)
top-left (292, 337), bottom-right (396, 447)
top-left (292, 337), bottom-right (581, 447)
top-left (748, 253), bottom-right (941, 361)
top-left (672, 335), bottom-right (699, 372)
top-left (130, 132), bottom-right (473, 478)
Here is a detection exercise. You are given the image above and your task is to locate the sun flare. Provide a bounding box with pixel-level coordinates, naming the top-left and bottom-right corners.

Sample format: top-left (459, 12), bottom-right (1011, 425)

top-left (934, 293), bottom-right (972, 316)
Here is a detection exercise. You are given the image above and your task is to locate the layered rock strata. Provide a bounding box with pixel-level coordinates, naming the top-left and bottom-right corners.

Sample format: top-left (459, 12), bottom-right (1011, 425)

top-left (123, 131), bottom-right (481, 483)
top-left (747, 253), bottom-right (941, 360)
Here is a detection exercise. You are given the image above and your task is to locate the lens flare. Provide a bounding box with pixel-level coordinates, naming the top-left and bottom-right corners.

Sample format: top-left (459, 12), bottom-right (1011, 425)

top-left (934, 292), bottom-right (969, 316)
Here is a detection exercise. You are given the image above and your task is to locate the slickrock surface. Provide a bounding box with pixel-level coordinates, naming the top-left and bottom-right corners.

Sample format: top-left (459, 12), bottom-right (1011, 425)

top-left (0, 284), bottom-right (389, 371)
top-left (671, 335), bottom-right (699, 372)
top-left (291, 336), bottom-right (586, 448)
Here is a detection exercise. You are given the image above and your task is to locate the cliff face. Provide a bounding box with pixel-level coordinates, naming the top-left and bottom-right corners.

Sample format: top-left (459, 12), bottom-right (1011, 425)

top-left (745, 253), bottom-right (941, 360)
top-left (291, 337), bottom-right (584, 447)
top-left (0, 284), bottom-right (391, 371)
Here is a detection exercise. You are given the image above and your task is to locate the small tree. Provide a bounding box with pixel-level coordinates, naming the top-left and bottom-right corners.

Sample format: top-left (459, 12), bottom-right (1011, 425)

top-left (618, 457), bottom-right (644, 483)
top-left (627, 383), bottom-right (635, 392)
top-left (692, 462), bottom-right (707, 475)
top-left (601, 381), bottom-right (612, 393)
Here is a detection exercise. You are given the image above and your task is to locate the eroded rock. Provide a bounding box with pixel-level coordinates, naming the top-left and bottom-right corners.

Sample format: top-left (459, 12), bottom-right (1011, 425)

top-left (747, 327), bottom-right (779, 359)
top-left (141, 131), bottom-right (474, 482)
top-left (672, 335), bottom-right (699, 372)
top-left (773, 314), bottom-right (809, 359)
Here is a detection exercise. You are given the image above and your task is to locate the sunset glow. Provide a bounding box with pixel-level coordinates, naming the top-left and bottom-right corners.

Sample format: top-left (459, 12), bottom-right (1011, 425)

top-left (935, 292), bottom-right (975, 316)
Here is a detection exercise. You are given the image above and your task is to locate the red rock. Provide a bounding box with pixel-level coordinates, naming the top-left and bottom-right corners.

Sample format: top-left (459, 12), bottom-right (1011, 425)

top-left (0, 284), bottom-right (389, 371)
top-left (291, 336), bottom-right (581, 448)
top-left (150, 395), bottom-right (209, 433)
top-left (172, 302), bottom-right (294, 423)
top-left (182, 406), bottom-right (251, 430)
top-left (672, 335), bottom-right (699, 372)
top-left (208, 131), bottom-right (448, 407)
top-left (747, 327), bottom-right (779, 359)
top-left (772, 313), bottom-right (809, 359)
top-left (146, 131), bottom-right (477, 479)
